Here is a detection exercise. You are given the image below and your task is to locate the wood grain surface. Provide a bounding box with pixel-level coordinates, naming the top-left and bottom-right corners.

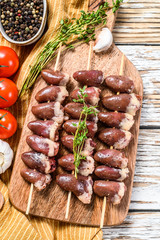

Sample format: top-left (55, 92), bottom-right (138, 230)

top-left (9, 2), bottom-right (143, 226)
top-left (114, 0), bottom-right (160, 44)
top-left (104, 212), bottom-right (160, 240)
top-left (102, 0), bottom-right (160, 237)
top-left (0, 0), bottom-right (159, 238)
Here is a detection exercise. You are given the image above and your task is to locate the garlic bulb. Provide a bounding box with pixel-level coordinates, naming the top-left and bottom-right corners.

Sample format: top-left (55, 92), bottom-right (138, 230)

top-left (93, 28), bottom-right (113, 53)
top-left (0, 140), bottom-right (13, 174)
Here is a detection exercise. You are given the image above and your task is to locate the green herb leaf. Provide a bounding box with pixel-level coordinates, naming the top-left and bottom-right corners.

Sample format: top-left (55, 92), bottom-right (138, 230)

top-left (112, 0), bottom-right (123, 13)
top-left (60, 19), bottom-right (64, 25)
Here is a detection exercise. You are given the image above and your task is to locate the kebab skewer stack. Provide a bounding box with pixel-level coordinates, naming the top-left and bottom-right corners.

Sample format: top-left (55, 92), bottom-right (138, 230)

top-left (57, 43), bottom-right (99, 219)
top-left (55, 45), bottom-right (141, 223)
top-left (20, 46), bottom-right (69, 214)
top-left (20, 36), bottom-right (141, 225)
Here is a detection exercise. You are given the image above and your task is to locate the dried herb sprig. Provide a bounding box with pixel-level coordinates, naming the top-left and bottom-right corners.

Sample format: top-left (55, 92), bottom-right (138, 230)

top-left (19, 1), bottom-right (123, 97)
top-left (72, 86), bottom-right (98, 178)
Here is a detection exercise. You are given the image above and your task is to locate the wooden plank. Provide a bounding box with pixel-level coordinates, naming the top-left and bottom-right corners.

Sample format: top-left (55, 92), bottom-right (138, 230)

top-left (103, 212), bottom-right (160, 240)
top-left (117, 45), bottom-right (160, 127)
top-left (131, 129), bottom-right (160, 210)
top-left (113, 0), bottom-right (160, 44)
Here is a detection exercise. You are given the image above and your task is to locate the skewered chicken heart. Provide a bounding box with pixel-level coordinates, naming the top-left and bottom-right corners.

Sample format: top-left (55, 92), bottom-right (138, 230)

top-left (41, 69), bottom-right (69, 86)
top-left (35, 86), bottom-right (68, 103)
top-left (28, 120), bottom-right (59, 141)
top-left (56, 174), bottom-right (93, 204)
top-left (98, 128), bottom-right (132, 149)
top-left (70, 87), bottom-right (101, 106)
top-left (22, 151), bottom-right (56, 174)
top-left (21, 168), bottom-right (52, 191)
top-left (102, 93), bottom-right (141, 116)
top-left (93, 180), bottom-right (126, 204)
top-left (94, 149), bottom-right (128, 169)
top-left (73, 70), bottom-right (104, 87)
top-left (105, 75), bottom-right (134, 93)
top-left (98, 112), bottom-right (134, 131)
top-left (26, 135), bottom-right (59, 157)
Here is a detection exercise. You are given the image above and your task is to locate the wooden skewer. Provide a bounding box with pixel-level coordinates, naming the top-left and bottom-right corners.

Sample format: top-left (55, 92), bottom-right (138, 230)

top-left (119, 53), bottom-right (125, 76)
top-left (25, 43), bottom-right (63, 215)
top-left (65, 169), bottom-right (73, 219)
top-left (87, 42), bottom-right (93, 71)
top-left (54, 43), bottom-right (62, 72)
top-left (26, 183), bottom-right (33, 215)
top-left (65, 42), bottom-right (93, 219)
top-left (100, 53), bottom-right (125, 228)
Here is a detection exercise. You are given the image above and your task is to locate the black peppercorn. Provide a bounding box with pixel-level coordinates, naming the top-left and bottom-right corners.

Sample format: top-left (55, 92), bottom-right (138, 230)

top-left (0, 0), bottom-right (44, 42)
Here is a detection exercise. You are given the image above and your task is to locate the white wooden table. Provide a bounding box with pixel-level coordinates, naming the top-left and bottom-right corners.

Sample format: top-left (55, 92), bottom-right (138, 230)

top-left (103, 1), bottom-right (160, 239)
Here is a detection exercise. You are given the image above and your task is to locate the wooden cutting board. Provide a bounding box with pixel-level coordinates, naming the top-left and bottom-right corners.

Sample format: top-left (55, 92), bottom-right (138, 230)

top-left (9, 1), bottom-right (143, 226)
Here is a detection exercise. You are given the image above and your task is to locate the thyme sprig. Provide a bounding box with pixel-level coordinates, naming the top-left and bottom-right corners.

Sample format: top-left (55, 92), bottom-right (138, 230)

top-left (73, 86), bottom-right (98, 178)
top-left (19, 1), bottom-right (123, 97)
top-left (112, 0), bottom-right (123, 13)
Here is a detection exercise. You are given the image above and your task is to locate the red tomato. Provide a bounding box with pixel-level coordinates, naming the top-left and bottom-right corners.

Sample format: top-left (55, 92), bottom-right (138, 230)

top-left (0, 78), bottom-right (18, 108)
top-left (0, 109), bottom-right (17, 139)
top-left (0, 46), bottom-right (19, 77)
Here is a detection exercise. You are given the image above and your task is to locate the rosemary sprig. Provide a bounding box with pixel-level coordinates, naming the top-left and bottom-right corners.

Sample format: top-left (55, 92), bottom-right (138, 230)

top-left (73, 86), bottom-right (98, 178)
top-left (19, 1), bottom-right (123, 97)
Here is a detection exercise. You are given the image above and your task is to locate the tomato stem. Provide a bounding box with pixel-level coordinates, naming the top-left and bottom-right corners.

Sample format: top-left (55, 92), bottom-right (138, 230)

top-left (0, 80), bottom-right (8, 101)
top-left (0, 65), bottom-right (8, 68)
top-left (0, 113), bottom-right (8, 130)
top-left (0, 113), bottom-right (8, 120)
top-left (0, 96), bottom-right (7, 101)
top-left (0, 123), bottom-right (8, 130)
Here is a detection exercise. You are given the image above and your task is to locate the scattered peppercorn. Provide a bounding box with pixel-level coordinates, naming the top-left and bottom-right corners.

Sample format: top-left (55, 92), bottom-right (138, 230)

top-left (0, 0), bottom-right (44, 42)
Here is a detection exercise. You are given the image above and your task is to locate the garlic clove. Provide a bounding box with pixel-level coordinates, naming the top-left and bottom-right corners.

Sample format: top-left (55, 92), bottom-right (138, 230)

top-left (0, 140), bottom-right (13, 174)
top-left (93, 28), bottom-right (113, 53)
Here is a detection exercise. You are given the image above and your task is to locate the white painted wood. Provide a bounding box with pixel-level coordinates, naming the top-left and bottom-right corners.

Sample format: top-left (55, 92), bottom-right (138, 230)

top-left (103, 1), bottom-right (160, 239)
top-left (103, 212), bottom-right (160, 240)
top-left (113, 0), bottom-right (160, 43)
top-left (131, 129), bottom-right (160, 210)
top-left (117, 45), bottom-right (160, 127)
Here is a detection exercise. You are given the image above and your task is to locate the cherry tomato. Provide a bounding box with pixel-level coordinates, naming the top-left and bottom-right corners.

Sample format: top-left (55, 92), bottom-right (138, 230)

top-left (0, 109), bottom-right (17, 139)
top-left (0, 46), bottom-right (19, 77)
top-left (0, 78), bottom-right (18, 108)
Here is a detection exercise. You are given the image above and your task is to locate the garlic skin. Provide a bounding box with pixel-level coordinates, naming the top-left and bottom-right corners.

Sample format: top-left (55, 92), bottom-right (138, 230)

top-left (93, 28), bottom-right (113, 53)
top-left (0, 140), bottom-right (13, 174)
